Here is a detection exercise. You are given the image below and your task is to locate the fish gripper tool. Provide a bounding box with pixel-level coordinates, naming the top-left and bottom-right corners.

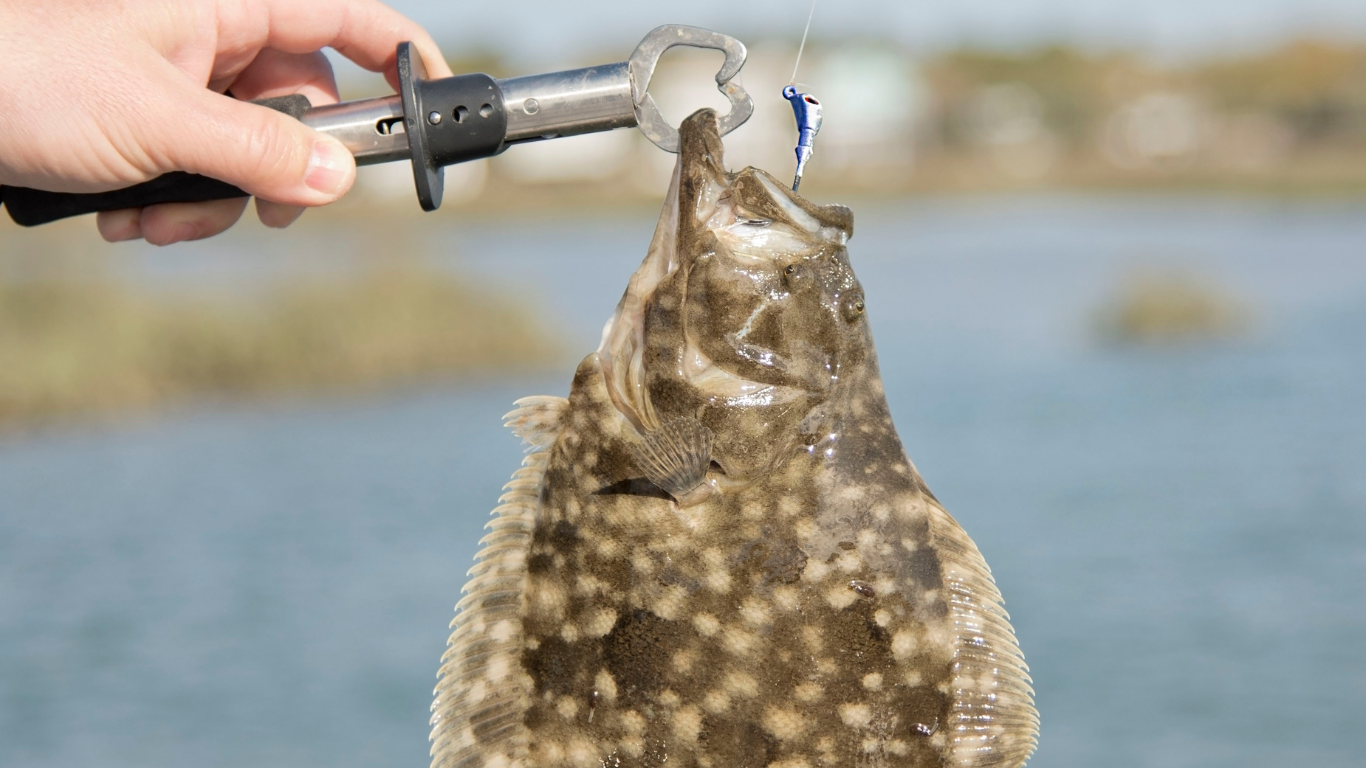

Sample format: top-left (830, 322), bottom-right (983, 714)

top-left (1, 25), bottom-right (756, 226)
top-left (783, 85), bottom-right (822, 192)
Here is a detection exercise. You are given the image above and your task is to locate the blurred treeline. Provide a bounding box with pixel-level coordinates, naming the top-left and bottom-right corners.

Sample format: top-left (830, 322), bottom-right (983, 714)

top-left (919, 41), bottom-right (1366, 188)
top-left (344, 38), bottom-right (1366, 207)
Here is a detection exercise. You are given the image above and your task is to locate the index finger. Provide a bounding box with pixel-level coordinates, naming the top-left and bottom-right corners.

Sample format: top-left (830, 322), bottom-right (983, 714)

top-left (218, 0), bottom-right (454, 87)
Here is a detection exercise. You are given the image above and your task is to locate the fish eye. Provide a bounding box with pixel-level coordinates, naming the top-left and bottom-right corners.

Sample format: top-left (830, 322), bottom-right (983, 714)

top-left (784, 264), bottom-right (797, 276)
top-left (842, 295), bottom-right (866, 321)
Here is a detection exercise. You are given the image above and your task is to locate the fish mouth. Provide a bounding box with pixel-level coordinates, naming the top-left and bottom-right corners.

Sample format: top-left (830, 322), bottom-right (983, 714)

top-left (596, 167), bottom-right (806, 431)
top-left (597, 109), bottom-right (853, 436)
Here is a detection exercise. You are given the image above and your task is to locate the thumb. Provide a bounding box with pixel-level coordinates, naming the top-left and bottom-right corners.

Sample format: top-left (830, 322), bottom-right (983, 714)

top-left (155, 84), bottom-right (355, 207)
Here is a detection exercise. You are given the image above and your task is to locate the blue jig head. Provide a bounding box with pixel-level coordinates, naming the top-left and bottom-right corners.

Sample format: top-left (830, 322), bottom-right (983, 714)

top-left (783, 85), bottom-right (822, 192)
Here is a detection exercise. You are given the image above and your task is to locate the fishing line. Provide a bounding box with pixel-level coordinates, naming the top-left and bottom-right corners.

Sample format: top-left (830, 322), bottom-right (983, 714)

top-left (789, 0), bottom-right (819, 85)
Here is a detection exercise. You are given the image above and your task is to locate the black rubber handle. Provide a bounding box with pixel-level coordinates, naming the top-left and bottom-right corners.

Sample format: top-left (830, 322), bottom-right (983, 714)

top-left (1, 94), bottom-right (312, 227)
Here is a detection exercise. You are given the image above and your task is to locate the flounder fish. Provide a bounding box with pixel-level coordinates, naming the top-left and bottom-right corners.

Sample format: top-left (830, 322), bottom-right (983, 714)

top-left (430, 109), bottom-right (1038, 768)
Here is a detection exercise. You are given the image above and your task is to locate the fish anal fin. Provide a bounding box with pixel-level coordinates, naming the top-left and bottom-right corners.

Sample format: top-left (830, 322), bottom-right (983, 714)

top-left (431, 396), bottom-right (566, 768)
top-left (927, 500), bottom-right (1039, 767)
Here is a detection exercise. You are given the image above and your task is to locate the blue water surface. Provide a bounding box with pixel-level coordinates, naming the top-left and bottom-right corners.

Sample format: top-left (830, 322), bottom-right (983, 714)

top-left (2, 195), bottom-right (1365, 767)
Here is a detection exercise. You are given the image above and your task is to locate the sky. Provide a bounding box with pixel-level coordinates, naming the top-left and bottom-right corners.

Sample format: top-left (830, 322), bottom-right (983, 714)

top-left (375, 0), bottom-right (1366, 67)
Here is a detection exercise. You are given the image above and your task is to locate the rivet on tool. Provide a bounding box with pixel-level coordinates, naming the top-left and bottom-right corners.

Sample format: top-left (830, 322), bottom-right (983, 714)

top-left (783, 85), bottom-right (822, 192)
top-left (427, 110), bottom-right (443, 125)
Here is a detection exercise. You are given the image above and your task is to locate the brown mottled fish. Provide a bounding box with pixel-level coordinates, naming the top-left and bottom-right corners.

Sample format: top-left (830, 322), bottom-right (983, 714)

top-left (430, 109), bottom-right (1038, 768)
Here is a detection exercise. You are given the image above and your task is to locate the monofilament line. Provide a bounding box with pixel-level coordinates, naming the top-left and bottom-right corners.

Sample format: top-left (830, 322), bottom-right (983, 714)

top-left (790, 0), bottom-right (818, 85)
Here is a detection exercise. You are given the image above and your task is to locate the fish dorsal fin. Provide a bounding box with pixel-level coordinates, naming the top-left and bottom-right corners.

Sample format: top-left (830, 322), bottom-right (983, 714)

top-left (503, 395), bottom-right (568, 452)
top-left (430, 396), bottom-right (567, 768)
top-left (633, 417), bottom-right (714, 503)
top-left (926, 499), bottom-right (1040, 767)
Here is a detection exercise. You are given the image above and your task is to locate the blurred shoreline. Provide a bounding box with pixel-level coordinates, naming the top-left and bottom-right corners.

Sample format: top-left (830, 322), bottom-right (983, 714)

top-left (0, 235), bottom-right (562, 432)
top-left (5, 36), bottom-right (1366, 429)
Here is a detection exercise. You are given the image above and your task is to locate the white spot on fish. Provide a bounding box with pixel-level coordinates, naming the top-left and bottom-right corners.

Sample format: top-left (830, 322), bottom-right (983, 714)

top-left (673, 705), bottom-right (703, 745)
top-left (891, 630), bottom-right (918, 660)
top-left (693, 613), bottom-right (720, 637)
top-left (671, 648), bottom-right (697, 674)
top-left (722, 626), bottom-right (760, 656)
top-left (803, 558), bottom-right (832, 583)
top-left (595, 669), bottom-right (617, 702)
top-left (653, 584), bottom-right (689, 621)
top-left (486, 655), bottom-right (510, 682)
top-left (825, 585), bottom-right (859, 609)
top-left (739, 597), bottom-right (771, 626)
top-left (762, 706), bottom-right (809, 741)
top-left (838, 703), bottom-right (873, 728)
top-left (724, 669), bottom-right (758, 698)
top-left (490, 620), bottom-right (514, 642)
top-left (585, 607), bottom-right (617, 637)
top-left (619, 710), bottom-right (645, 734)
top-left (567, 737), bottom-right (598, 768)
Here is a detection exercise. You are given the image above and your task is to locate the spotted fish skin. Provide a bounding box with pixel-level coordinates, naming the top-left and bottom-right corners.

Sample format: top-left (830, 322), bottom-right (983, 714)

top-left (430, 110), bottom-right (1038, 768)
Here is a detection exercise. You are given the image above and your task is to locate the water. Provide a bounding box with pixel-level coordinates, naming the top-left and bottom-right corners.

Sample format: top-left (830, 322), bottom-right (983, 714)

top-left (3, 195), bottom-right (1365, 767)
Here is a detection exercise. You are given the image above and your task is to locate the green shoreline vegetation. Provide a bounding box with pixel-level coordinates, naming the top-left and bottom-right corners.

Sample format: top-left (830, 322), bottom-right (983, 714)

top-left (1094, 272), bottom-right (1250, 346)
top-left (0, 234), bottom-right (560, 431)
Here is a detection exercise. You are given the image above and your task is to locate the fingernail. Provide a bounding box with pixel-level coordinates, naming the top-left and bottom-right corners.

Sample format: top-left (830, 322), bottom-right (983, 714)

top-left (98, 210), bottom-right (142, 242)
top-left (108, 224), bottom-right (141, 242)
top-left (153, 222), bottom-right (199, 246)
top-left (256, 198), bottom-right (306, 229)
top-left (305, 139), bottom-right (352, 197)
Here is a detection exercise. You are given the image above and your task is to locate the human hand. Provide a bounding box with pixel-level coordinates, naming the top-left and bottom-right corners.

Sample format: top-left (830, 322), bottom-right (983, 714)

top-left (0, 0), bottom-right (452, 244)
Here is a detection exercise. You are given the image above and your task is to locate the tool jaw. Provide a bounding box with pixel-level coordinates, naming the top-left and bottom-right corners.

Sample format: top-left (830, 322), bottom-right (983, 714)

top-left (628, 25), bottom-right (755, 153)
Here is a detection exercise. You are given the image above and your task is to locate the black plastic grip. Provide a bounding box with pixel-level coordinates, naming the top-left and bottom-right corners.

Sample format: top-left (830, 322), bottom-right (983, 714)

top-left (1, 94), bottom-right (312, 227)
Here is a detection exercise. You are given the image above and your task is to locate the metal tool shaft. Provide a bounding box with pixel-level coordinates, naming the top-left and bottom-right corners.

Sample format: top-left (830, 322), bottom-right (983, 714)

top-left (300, 24), bottom-right (757, 163)
top-left (299, 63), bottom-right (639, 162)
top-left (302, 96), bottom-right (408, 165)
top-left (501, 63), bottom-right (636, 143)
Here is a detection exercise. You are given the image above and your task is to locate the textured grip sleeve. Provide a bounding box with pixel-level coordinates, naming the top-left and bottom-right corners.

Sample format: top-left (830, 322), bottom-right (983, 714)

top-left (1, 94), bottom-right (313, 227)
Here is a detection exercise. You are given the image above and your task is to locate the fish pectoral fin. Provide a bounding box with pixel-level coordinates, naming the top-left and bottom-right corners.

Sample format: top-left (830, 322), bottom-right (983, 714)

top-left (632, 417), bottom-right (714, 505)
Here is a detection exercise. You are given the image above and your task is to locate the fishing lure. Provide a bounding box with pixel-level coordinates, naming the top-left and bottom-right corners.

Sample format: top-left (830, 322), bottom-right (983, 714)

top-left (783, 85), bottom-right (823, 191)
